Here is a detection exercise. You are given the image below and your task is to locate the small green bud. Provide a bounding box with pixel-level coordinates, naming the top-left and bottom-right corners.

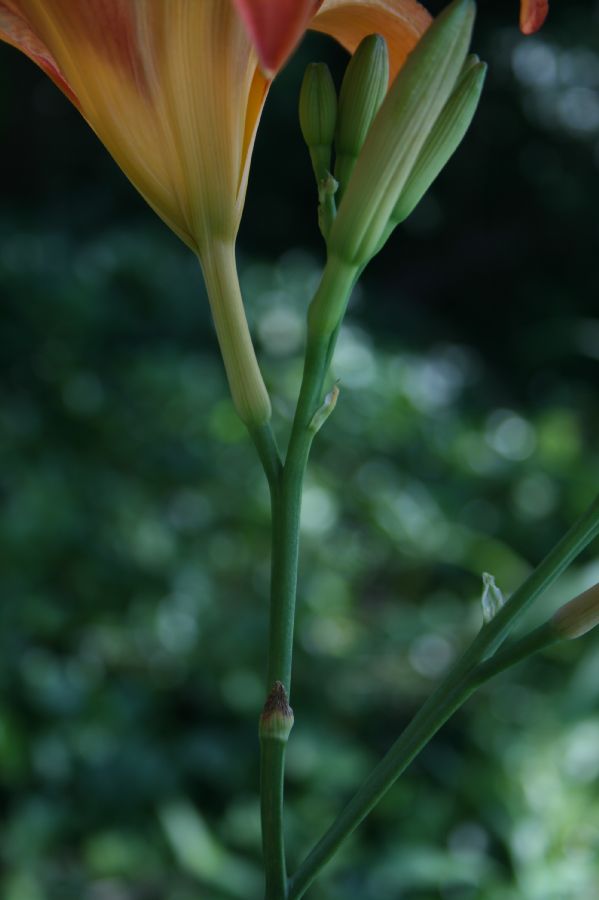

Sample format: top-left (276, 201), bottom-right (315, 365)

top-left (551, 583), bottom-right (599, 640)
top-left (299, 62), bottom-right (338, 185)
top-left (334, 34), bottom-right (389, 200)
top-left (329, 0), bottom-right (476, 268)
top-left (309, 383), bottom-right (340, 433)
top-left (387, 55), bottom-right (486, 229)
top-left (259, 681), bottom-right (294, 742)
top-left (480, 571), bottom-right (506, 624)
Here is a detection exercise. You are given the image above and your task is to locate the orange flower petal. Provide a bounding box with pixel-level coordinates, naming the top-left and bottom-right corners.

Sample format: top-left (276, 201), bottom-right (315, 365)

top-left (0, 1), bottom-right (78, 104)
top-left (520, 0), bottom-right (548, 35)
top-left (233, 0), bottom-right (323, 75)
top-left (311, 0), bottom-right (432, 82)
top-left (0, 1), bottom-right (268, 252)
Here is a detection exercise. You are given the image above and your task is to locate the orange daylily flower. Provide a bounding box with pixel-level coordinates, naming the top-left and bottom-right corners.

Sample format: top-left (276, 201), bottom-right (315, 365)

top-left (0, 0), bottom-right (546, 424)
top-left (0, 0), bottom-right (548, 260)
top-left (236, 0), bottom-right (549, 76)
top-left (0, 0), bottom-right (431, 427)
top-left (0, 0), bottom-right (431, 255)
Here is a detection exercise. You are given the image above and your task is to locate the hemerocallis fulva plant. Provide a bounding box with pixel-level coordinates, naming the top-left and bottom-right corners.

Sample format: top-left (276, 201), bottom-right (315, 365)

top-left (0, 0), bottom-right (547, 427)
top-left (6, 4), bottom-right (597, 900)
top-left (0, 0), bottom-right (430, 428)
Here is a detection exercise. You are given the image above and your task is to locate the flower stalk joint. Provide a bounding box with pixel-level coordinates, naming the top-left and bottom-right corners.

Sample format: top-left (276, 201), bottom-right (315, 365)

top-left (259, 681), bottom-right (295, 743)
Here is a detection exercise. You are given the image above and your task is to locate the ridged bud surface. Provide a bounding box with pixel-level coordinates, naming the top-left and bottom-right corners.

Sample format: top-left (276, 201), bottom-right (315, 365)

top-left (334, 34), bottom-right (389, 198)
top-left (329, 0), bottom-right (476, 267)
top-left (299, 62), bottom-right (338, 183)
top-left (389, 55), bottom-right (486, 228)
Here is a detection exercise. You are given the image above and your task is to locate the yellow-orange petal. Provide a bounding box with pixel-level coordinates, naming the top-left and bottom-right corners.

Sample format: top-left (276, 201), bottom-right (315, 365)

top-left (311, 0), bottom-right (432, 82)
top-left (520, 0), bottom-right (548, 35)
top-left (0, 2), bottom-right (269, 252)
top-left (233, 0), bottom-right (323, 75)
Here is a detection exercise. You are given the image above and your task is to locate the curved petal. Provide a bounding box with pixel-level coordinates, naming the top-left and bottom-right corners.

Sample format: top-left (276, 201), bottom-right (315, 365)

top-left (0, 1), bottom-right (78, 104)
top-left (520, 0), bottom-right (548, 35)
top-left (0, 1), bottom-right (268, 252)
top-left (311, 0), bottom-right (432, 81)
top-left (233, 0), bottom-right (323, 75)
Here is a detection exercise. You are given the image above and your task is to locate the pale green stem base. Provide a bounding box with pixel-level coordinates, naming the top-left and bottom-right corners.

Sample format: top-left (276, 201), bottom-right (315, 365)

top-left (200, 240), bottom-right (271, 427)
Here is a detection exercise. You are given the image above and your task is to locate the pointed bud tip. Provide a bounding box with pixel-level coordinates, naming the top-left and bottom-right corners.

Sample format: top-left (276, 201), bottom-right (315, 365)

top-left (355, 33), bottom-right (387, 59)
top-left (443, 0), bottom-right (477, 25)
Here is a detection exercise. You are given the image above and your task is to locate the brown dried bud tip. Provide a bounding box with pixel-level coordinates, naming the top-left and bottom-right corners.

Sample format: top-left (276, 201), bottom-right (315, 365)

top-left (552, 582), bottom-right (599, 640)
top-left (259, 681), bottom-right (294, 742)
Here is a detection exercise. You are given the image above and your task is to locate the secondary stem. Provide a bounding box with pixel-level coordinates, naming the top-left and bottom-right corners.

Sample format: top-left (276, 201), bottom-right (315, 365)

top-left (289, 492), bottom-right (599, 899)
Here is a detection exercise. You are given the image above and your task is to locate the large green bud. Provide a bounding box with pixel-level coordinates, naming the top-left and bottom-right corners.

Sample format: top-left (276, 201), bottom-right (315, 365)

top-left (299, 62), bottom-right (338, 186)
top-left (334, 34), bottom-right (389, 201)
top-left (329, 0), bottom-right (476, 268)
top-left (387, 54), bottom-right (487, 231)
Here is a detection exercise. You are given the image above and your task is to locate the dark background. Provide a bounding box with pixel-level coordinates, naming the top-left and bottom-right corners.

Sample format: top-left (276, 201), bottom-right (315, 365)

top-left (1, 3), bottom-right (599, 899)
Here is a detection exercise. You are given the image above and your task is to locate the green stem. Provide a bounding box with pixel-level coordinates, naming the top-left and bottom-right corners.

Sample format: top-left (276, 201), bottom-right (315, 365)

top-left (261, 738), bottom-right (288, 900)
top-left (266, 255), bottom-right (356, 693)
top-left (259, 338), bottom-right (329, 900)
top-left (289, 492), bottom-right (599, 899)
top-left (470, 622), bottom-right (558, 685)
top-left (259, 257), bottom-right (357, 900)
top-left (249, 422), bottom-right (283, 494)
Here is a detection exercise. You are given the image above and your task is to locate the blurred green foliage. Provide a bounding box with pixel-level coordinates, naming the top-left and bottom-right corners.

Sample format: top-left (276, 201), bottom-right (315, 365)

top-left (1, 3), bottom-right (599, 899)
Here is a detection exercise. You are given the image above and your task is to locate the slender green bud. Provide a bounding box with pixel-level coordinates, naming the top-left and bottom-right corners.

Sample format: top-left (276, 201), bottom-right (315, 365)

top-left (259, 681), bottom-right (294, 742)
top-left (480, 571), bottom-right (506, 624)
top-left (329, 0), bottom-right (476, 267)
top-left (334, 34), bottom-right (389, 201)
top-left (309, 383), bottom-right (339, 433)
top-left (387, 55), bottom-right (486, 229)
top-left (551, 583), bottom-right (599, 640)
top-left (299, 62), bottom-right (338, 185)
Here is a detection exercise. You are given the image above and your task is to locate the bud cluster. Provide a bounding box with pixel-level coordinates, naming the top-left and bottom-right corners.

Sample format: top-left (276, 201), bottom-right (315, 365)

top-left (299, 0), bottom-right (486, 268)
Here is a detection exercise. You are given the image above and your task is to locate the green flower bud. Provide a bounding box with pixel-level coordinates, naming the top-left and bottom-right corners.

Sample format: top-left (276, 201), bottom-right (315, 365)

top-left (299, 62), bottom-right (338, 185)
top-left (334, 34), bottom-right (389, 201)
top-left (329, 0), bottom-right (476, 268)
top-left (552, 583), bottom-right (599, 640)
top-left (308, 383), bottom-right (339, 433)
top-left (387, 54), bottom-right (486, 230)
top-left (259, 681), bottom-right (294, 742)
